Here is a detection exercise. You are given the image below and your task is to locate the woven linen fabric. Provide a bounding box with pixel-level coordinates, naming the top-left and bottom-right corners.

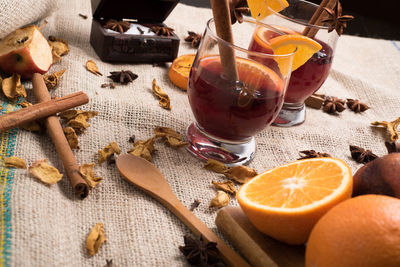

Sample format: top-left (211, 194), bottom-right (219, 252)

top-left (0, 0), bottom-right (59, 38)
top-left (0, 0), bottom-right (399, 266)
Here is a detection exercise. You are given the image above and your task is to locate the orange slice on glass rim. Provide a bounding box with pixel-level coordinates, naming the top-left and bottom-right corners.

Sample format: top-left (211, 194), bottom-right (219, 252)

top-left (168, 54), bottom-right (196, 91)
top-left (270, 34), bottom-right (322, 73)
top-left (237, 157), bottom-right (353, 245)
top-left (247, 0), bottom-right (289, 20)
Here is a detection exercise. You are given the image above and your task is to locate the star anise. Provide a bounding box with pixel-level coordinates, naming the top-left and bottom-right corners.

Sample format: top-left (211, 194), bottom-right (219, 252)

top-left (385, 141), bottom-right (400, 154)
top-left (179, 235), bottom-right (224, 266)
top-left (103, 19), bottom-right (131, 33)
top-left (107, 70), bottom-right (138, 84)
top-left (349, 145), bottom-right (378, 164)
top-left (322, 1), bottom-right (354, 36)
top-left (185, 31), bottom-right (202, 48)
top-left (346, 99), bottom-right (369, 113)
top-left (229, 0), bottom-right (250, 24)
top-left (151, 26), bottom-right (174, 36)
top-left (298, 150), bottom-right (332, 160)
top-left (323, 97), bottom-right (346, 114)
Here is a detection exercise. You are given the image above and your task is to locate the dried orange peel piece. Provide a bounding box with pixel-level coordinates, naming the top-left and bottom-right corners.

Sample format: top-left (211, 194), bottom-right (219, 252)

top-left (168, 54), bottom-right (196, 91)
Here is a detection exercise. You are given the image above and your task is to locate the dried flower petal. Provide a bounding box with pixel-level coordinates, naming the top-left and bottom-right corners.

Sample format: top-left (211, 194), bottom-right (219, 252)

top-left (371, 117), bottom-right (400, 142)
top-left (209, 190), bottom-right (230, 208)
top-left (154, 126), bottom-right (188, 148)
top-left (86, 222), bottom-right (106, 256)
top-left (44, 69), bottom-right (66, 90)
top-left (19, 101), bottom-right (32, 108)
top-left (48, 36), bottom-right (69, 63)
top-left (79, 163), bottom-right (102, 188)
top-left (28, 159), bottom-right (63, 185)
top-left (86, 60), bottom-right (103, 76)
top-left (224, 165), bottom-right (257, 184)
top-left (212, 180), bottom-right (236, 194)
top-left (4, 156), bottom-right (26, 169)
top-left (98, 142), bottom-right (121, 164)
top-left (203, 159), bottom-right (229, 173)
top-left (63, 127), bottom-right (79, 149)
top-left (152, 79), bottom-right (171, 110)
top-left (128, 137), bottom-right (156, 161)
top-left (2, 73), bottom-right (26, 100)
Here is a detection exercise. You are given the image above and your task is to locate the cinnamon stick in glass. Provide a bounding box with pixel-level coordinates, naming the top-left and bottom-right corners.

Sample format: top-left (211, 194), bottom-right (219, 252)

top-left (210, 0), bottom-right (238, 81)
top-left (302, 0), bottom-right (337, 38)
top-left (32, 73), bottom-right (89, 199)
top-left (0, 91), bottom-right (88, 132)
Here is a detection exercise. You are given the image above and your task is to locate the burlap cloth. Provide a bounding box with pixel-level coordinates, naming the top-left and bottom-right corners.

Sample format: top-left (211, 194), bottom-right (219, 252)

top-left (2, 0), bottom-right (400, 266)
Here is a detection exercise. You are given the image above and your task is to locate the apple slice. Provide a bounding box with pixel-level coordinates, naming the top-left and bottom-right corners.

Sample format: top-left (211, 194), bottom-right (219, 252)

top-left (0, 25), bottom-right (52, 79)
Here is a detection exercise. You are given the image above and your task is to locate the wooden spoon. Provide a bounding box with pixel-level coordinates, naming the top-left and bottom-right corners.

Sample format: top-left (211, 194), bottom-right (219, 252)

top-left (116, 154), bottom-right (250, 267)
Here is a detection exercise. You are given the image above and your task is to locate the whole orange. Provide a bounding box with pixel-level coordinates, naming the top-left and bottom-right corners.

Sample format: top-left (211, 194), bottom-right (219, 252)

top-left (306, 194), bottom-right (400, 267)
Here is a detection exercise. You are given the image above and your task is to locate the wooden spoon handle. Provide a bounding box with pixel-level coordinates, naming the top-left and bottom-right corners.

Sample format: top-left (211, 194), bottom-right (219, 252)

top-left (160, 196), bottom-right (250, 267)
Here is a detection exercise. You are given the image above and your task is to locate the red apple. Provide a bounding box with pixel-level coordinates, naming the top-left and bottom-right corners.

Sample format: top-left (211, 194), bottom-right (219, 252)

top-left (0, 25), bottom-right (52, 79)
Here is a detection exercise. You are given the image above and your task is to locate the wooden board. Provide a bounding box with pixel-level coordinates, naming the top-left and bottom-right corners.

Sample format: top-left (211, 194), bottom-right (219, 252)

top-left (215, 206), bottom-right (305, 267)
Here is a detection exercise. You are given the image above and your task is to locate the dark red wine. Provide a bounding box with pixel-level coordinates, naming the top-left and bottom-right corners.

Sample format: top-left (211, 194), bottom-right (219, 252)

top-left (188, 56), bottom-right (284, 141)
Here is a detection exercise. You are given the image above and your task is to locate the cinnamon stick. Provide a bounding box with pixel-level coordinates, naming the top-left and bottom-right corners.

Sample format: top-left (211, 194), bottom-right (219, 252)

top-left (210, 0), bottom-right (238, 81)
top-left (0, 91), bottom-right (88, 132)
top-left (302, 0), bottom-right (337, 38)
top-left (32, 73), bottom-right (89, 199)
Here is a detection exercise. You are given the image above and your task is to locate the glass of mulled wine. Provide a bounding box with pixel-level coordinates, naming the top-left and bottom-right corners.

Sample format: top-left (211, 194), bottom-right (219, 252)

top-left (251, 0), bottom-right (339, 126)
top-left (186, 18), bottom-right (295, 166)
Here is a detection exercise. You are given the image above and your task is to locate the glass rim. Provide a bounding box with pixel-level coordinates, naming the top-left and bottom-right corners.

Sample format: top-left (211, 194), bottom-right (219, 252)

top-left (267, 0), bottom-right (330, 30)
top-left (205, 17), bottom-right (297, 58)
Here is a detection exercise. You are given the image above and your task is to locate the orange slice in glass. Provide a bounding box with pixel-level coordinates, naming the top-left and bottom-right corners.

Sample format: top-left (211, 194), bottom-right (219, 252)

top-left (237, 157), bottom-right (353, 245)
top-left (168, 54), bottom-right (196, 91)
top-left (270, 34), bottom-right (322, 72)
top-left (247, 0), bottom-right (289, 20)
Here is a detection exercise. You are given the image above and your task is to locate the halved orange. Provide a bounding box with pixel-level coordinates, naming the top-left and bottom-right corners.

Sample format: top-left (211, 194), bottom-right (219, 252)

top-left (248, 0), bottom-right (289, 20)
top-left (168, 54), bottom-right (196, 91)
top-left (270, 34), bottom-right (322, 72)
top-left (237, 157), bottom-right (353, 245)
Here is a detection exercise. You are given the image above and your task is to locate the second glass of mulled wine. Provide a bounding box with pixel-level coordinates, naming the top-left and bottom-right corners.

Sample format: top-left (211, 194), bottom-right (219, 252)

top-left (186, 18), bottom-right (295, 166)
top-left (254, 0), bottom-right (339, 126)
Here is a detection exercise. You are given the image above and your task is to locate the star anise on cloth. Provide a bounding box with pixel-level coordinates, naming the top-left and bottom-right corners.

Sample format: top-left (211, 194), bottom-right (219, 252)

top-left (323, 96), bottom-right (346, 114)
top-left (108, 70), bottom-right (138, 84)
top-left (298, 150), bottom-right (332, 160)
top-left (179, 235), bottom-right (226, 266)
top-left (349, 145), bottom-right (378, 164)
top-left (229, 0), bottom-right (250, 24)
top-left (103, 19), bottom-right (131, 33)
top-left (151, 26), bottom-right (174, 36)
top-left (321, 1), bottom-right (354, 36)
top-left (346, 99), bottom-right (369, 113)
top-left (185, 31), bottom-right (202, 48)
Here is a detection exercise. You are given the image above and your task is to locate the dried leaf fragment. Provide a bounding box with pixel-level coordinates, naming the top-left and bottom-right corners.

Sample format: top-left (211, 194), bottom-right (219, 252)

top-left (28, 159), bottom-right (63, 185)
top-left (212, 180), bottom-right (236, 194)
top-left (203, 159), bottom-right (229, 174)
top-left (63, 110), bottom-right (98, 133)
top-left (79, 163), bottom-right (102, 188)
top-left (98, 142), bottom-right (121, 164)
top-left (224, 165), bottom-right (257, 184)
top-left (371, 117), bottom-right (400, 142)
top-left (4, 156), bottom-right (26, 169)
top-left (209, 190), bottom-right (230, 208)
top-left (86, 222), bottom-right (106, 256)
top-left (2, 73), bottom-right (27, 100)
top-left (154, 126), bottom-right (188, 148)
top-left (152, 79), bottom-right (171, 110)
top-left (44, 69), bottom-right (66, 89)
top-left (48, 36), bottom-right (69, 63)
top-left (63, 127), bottom-right (79, 149)
top-left (128, 137), bottom-right (156, 161)
top-left (86, 60), bottom-right (103, 76)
